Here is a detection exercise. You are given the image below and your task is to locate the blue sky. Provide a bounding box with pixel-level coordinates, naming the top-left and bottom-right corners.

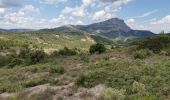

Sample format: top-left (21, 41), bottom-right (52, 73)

top-left (0, 0), bottom-right (170, 33)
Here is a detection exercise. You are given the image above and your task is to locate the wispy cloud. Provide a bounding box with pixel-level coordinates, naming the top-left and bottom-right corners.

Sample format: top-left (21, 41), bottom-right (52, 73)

top-left (131, 10), bottom-right (158, 19)
top-left (39, 0), bottom-right (67, 5)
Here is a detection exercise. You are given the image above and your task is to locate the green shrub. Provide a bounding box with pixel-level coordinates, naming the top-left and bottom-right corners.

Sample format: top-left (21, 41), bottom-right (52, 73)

top-left (76, 71), bottom-right (104, 87)
top-left (160, 48), bottom-right (170, 56)
top-left (0, 84), bottom-right (23, 93)
top-left (58, 47), bottom-right (77, 56)
top-left (137, 35), bottom-right (170, 53)
top-left (133, 49), bottom-right (152, 59)
top-left (89, 43), bottom-right (106, 54)
top-left (99, 88), bottom-right (125, 100)
top-left (132, 81), bottom-right (146, 95)
top-left (0, 39), bottom-right (13, 50)
top-left (50, 66), bottom-right (65, 74)
top-left (29, 67), bottom-right (39, 73)
top-left (19, 47), bottom-right (30, 58)
top-left (28, 50), bottom-right (46, 64)
top-left (79, 53), bottom-right (90, 62)
top-left (24, 77), bottom-right (49, 88)
top-left (8, 58), bottom-right (23, 68)
top-left (76, 73), bottom-right (86, 86)
top-left (0, 55), bottom-right (13, 67)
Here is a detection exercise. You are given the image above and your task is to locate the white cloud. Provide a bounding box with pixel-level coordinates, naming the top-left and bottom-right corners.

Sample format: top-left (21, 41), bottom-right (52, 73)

top-left (83, 0), bottom-right (92, 6)
top-left (20, 5), bottom-right (39, 15)
top-left (126, 18), bottom-right (135, 24)
top-left (76, 20), bottom-right (84, 25)
top-left (93, 10), bottom-right (112, 21)
top-left (72, 8), bottom-right (86, 17)
top-left (62, 0), bottom-right (93, 17)
top-left (0, 3), bottom-right (86, 29)
top-left (112, 0), bottom-right (132, 8)
top-left (40, 0), bottom-right (67, 4)
top-left (99, 0), bottom-right (130, 3)
top-left (0, 8), bottom-right (5, 13)
top-left (150, 15), bottom-right (170, 25)
top-left (4, 5), bottom-right (39, 23)
top-left (131, 10), bottom-right (157, 19)
top-left (126, 15), bottom-right (170, 33)
top-left (147, 15), bottom-right (170, 33)
top-left (37, 14), bottom-right (84, 28)
top-left (92, 0), bottom-right (132, 21)
top-left (62, 6), bottom-right (87, 17)
top-left (62, 7), bottom-right (72, 13)
top-left (0, 5), bottom-right (39, 29)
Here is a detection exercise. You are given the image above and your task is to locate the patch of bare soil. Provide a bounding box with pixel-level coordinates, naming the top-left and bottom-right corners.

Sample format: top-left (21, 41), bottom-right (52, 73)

top-left (51, 84), bottom-right (105, 100)
top-left (0, 93), bottom-right (15, 100)
top-left (28, 72), bottom-right (49, 79)
top-left (2, 83), bottom-right (105, 100)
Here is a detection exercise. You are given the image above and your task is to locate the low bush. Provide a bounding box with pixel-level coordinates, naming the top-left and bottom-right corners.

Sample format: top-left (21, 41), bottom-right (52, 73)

top-left (19, 47), bottom-right (30, 58)
top-left (98, 88), bottom-right (125, 100)
top-left (50, 66), bottom-right (65, 74)
top-left (75, 59), bottom-right (170, 99)
top-left (133, 49), bottom-right (152, 59)
top-left (25, 77), bottom-right (58, 87)
top-left (0, 83), bottom-right (23, 93)
top-left (89, 43), bottom-right (106, 54)
top-left (58, 47), bottom-right (77, 56)
top-left (8, 58), bottom-right (23, 68)
top-left (132, 81), bottom-right (146, 95)
top-left (160, 48), bottom-right (170, 56)
top-left (28, 50), bottom-right (46, 64)
top-left (24, 77), bottom-right (50, 88)
top-left (76, 70), bottom-right (106, 87)
top-left (0, 55), bottom-right (13, 67)
top-left (76, 73), bottom-right (86, 86)
top-left (0, 39), bottom-right (13, 50)
top-left (79, 53), bottom-right (90, 62)
top-left (137, 35), bottom-right (170, 53)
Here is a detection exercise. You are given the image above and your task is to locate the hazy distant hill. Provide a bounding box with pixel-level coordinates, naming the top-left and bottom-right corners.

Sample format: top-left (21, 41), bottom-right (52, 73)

top-left (0, 29), bottom-right (34, 33)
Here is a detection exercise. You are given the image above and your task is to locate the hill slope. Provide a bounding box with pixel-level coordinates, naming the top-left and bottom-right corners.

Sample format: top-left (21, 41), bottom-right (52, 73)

top-left (39, 18), bottom-right (154, 45)
top-left (76, 18), bottom-right (154, 45)
top-left (0, 18), bottom-right (155, 47)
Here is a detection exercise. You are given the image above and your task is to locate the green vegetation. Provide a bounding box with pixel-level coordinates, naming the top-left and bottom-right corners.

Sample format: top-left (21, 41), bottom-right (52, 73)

top-left (0, 55), bottom-right (13, 67)
top-left (28, 50), bottom-right (46, 64)
top-left (57, 47), bottom-right (77, 56)
top-left (30, 89), bottom-right (56, 100)
top-left (8, 58), bottom-right (23, 68)
top-left (76, 58), bottom-right (170, 99)
top-left (99, 88), bottom-right (125, 100)
top-left (90, 35), bottom-right (114, 45)
top-left (24, 77), bottom-right (50, 88)
top-left (0, 31), bottom-right (94, 51)
top-left (50, 66), bottom-right (65, 74)
top-left (89, 43), bottom-right (106, 54)
top-left (137, 34), bottom-right (170, 53)
top-left (133, 49), bottom-right (152, 59)
top-left (0, 33), bottom-right (170, 99)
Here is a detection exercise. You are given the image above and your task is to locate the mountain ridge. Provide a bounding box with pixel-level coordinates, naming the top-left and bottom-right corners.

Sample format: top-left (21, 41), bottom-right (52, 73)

top-left (0, 18), bottom-right (155, 45)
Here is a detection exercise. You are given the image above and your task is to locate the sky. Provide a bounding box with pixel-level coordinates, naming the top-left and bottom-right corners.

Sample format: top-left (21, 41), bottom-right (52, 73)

top-left (0, 0), bottom-right (170, 33)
